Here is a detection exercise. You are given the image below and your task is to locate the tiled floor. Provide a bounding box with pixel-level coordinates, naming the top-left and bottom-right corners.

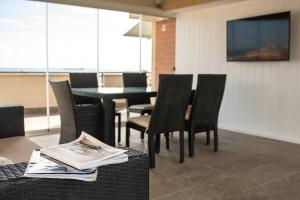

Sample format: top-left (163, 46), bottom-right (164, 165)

top-left (26, 115), bottom-right (300, 200)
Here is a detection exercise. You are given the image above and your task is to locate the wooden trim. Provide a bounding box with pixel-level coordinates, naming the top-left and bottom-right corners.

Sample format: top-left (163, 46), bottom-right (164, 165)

top-left (25, 107), bottom-right (58, 115)
top-left (151, 21), bottom-right (157, 90)
top-left (159, 0), bottom-right (220, 11)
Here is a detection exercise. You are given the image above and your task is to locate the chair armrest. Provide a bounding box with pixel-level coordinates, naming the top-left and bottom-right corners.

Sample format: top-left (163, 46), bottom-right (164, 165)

top-left (75, 104), bottom-right (103, 140)
top-left (0, 105), bottom-right (25, 139)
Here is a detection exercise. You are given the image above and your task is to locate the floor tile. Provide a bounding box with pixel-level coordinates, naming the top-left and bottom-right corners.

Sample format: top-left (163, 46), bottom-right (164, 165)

top-left (25, 115), bottom-right (300, 200)
top-left (153, 187), bottom-right (214, 200)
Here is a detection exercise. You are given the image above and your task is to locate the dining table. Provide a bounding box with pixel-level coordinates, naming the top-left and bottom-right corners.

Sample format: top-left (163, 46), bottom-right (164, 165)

top-left (72, 87), bottom-right (157, 146)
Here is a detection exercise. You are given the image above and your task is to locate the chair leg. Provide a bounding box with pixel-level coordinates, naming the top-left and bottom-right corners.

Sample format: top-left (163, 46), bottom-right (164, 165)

top-left (214, 125), bottom-right (218, 152)
top-left (148, 134), bottom-right (156, 169)
top-left (126, 125), bottom-right (130, 147)
top-left (140, 113), bottom-right (145, 140)
top-left (188, 129), bottom-right (195, 157)
top-left (127, 110), bottom-right (130, 120)
top-left (165, 133), bottom-right (170, 150)
top-left (188, 130), bottom-right (191, 153)
top-left (155, 134), bottom-right (160, 154)
top-left (179, 131), bottom-right (184, 163)
top-left (140, 132), bottom-right (145, 140)
top-left (117, 114), bottom-right (121, 143)
top-left (206, 128), bottom-right (210, 145)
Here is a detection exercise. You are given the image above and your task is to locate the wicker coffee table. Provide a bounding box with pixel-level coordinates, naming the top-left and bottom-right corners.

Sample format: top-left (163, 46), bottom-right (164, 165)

top-left (0, 149), bottom-right (149, 200)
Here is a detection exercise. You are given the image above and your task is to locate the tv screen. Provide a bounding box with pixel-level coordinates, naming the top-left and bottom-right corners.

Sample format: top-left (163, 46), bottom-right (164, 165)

top-left (227, 12), bottom-right (290, 61)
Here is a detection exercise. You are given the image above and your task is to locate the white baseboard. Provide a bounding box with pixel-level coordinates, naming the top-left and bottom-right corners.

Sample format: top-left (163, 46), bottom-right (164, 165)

top-left (219, 124), bottom-right (300, 145)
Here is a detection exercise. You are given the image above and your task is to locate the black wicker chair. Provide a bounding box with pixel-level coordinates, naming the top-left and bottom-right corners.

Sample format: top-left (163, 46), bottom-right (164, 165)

top-left (123, 73), bottom-right (153, 141)
top-left (50, 80), bottom-right (103, 144)
top-left (123, 73), bottom-right (153, 117)
top-left (186, 74), bottom-right (226, 157)
top-left (69, 73), bottom-right (122, 143)
top-left (126, 74), bottom-right (193, 168)
top-left (69, 73), bottom-right (99, 105)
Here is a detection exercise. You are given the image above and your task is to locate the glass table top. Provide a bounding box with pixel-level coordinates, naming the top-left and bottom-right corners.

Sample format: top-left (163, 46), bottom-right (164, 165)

top-left (72, 87), bottom-right (156, 99)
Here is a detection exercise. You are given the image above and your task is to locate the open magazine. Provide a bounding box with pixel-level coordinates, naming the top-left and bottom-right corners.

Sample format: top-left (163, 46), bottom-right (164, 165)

top-left (40, 132), bottom-right (128, 170)
top-left (24, 150), bottom-right (98, 182)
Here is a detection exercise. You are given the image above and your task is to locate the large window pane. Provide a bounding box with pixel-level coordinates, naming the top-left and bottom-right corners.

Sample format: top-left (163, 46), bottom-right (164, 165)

top-left (0, 0), bottom-right (46, 71)
top-left (0, 0), bottom-right (157, 136)
top-left (98, 10), bottom-right (140, 72)
top-left (48, 4), bottom-right (97, 72)
top-left (141, 17), bottom-right (153, 72)
top-left (0, 0), bottom-right (49, 133)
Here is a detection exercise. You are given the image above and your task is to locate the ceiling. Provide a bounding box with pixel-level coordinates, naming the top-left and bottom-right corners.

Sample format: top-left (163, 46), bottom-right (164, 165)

top-left (159, 0), bottom-right (254, 12)
top-left (32, 0), bottom-right (175, 18)
top-left (31, 0), bottom-right (251, 17)
top-left (159, 0), bottom-right (219, 10)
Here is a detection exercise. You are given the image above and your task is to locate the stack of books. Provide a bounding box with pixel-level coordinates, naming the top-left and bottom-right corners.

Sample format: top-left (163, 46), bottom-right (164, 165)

top-left (24, 132), bottom-right (128, 182)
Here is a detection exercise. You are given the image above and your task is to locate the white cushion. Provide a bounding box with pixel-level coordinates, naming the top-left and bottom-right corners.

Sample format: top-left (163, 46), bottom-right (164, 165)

top-left (128, 115), bottom-right (151, 128)
top-left (129, 104), bottom-right (154, 110)
top-left (0, 156), bottom-right (13, 166)
top-left (0, 136), bottom-right (40, 163)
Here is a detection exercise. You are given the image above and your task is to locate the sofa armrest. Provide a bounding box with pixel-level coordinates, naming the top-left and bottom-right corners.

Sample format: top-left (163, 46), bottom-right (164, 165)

top-left (0, 148), bottom-right (149, 200)
top-left (0, 105), bottom-right (25, 139)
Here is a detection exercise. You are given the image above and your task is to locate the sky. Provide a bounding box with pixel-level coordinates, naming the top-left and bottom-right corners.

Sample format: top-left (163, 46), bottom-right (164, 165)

top-left (0, 0), bottom-right (152, 72)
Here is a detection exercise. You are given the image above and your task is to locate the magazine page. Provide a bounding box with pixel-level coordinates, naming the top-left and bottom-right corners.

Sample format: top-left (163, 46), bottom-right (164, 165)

top-left (24, 150), bottom-right (98, 182)
top-left (26, 150), bottom-right (96, 174)
top-left (40, 132), bottom-right (128, 170)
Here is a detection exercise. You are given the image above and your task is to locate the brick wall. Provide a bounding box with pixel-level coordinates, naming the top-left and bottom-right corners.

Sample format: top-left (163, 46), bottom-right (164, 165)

top-left (153, 19), bottom-right (176, 89)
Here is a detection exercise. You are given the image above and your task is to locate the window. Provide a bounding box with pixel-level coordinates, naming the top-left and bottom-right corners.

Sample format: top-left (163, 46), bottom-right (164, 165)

top-left (98, 10), bottom-right (140, 72)
top-left (0, 0), bottom-right (172, 131)
top-left (141, 26), bottom-right (153, 72)
top-left (48, 4), bottom-right (98, 72)
top-left (0, 1), bottom-right (154, 73)
top-left (0, 0), bottom-right (46, 72)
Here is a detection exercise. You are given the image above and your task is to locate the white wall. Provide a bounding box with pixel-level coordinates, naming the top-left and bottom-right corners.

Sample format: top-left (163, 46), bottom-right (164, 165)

top-left (176, 0), bottom-right (300, 143)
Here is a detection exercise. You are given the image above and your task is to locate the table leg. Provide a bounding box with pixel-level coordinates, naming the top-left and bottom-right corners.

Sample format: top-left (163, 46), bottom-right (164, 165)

top-left (102, 99), bottom-right (116, 146)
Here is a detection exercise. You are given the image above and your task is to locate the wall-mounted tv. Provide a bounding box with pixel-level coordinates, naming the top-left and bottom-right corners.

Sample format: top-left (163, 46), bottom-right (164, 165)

top-left (227, 12), bottom-right (290, 62)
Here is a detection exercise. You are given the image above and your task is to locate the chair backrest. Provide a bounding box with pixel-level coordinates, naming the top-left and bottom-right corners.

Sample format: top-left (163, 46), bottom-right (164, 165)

top-left (69, 73), bottom-right (98, 88)
top-left (123, 72), bottom-right (147, 87)
top-left (49, 80), bottom-right (77, 144)
top-left (189, 74), bottom-right (226, 127)
top-left (147, 74), bottom-right (193, 134)
top-left (69, 73), bottom-right (98, 105)
top-left (122, 72), bottom-right (150, 106)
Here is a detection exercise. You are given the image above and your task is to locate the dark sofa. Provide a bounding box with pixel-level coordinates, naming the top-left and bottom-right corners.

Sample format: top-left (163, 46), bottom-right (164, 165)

top-left (0, 105), bottom-right (39, 163)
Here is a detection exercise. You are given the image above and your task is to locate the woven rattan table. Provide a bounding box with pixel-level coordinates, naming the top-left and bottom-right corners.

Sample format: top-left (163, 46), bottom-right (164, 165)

top-left (0, 149), bottom-right (149, 200)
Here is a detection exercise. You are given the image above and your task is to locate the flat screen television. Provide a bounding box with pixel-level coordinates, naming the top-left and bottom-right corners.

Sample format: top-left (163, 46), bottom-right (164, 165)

top-left (227, 12), bottom-right (290, 61)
